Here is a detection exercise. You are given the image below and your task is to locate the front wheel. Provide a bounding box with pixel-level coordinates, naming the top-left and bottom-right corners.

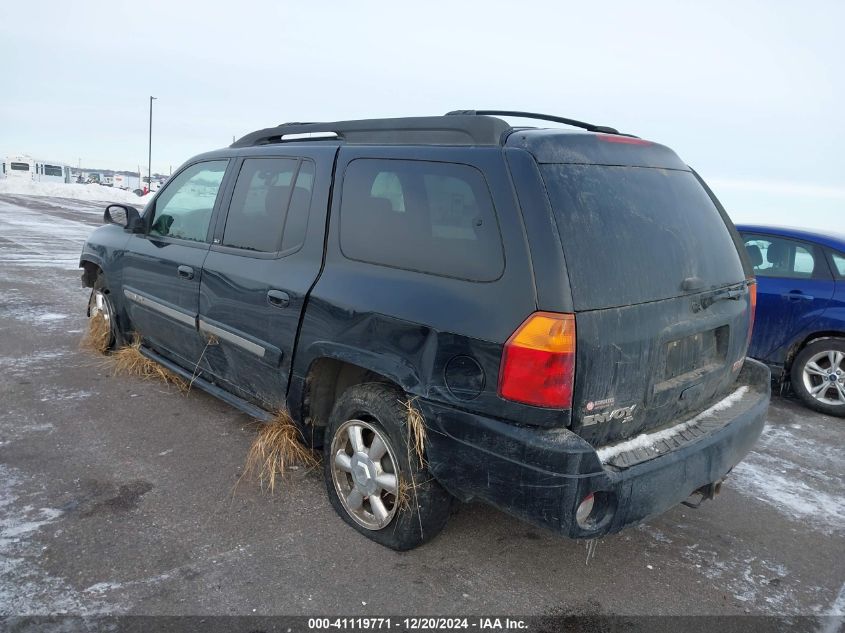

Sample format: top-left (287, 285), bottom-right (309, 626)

top-left (790, 339), bottom-right (845, 417)
top-left (323, 383), bottom-right (452, 550)
top-left (85, 275), bottom-right (121, 351)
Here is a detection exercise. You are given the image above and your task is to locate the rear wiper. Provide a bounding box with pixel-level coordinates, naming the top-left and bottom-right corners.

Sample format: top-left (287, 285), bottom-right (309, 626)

top-left (695, 287), bottom-right (744, 312)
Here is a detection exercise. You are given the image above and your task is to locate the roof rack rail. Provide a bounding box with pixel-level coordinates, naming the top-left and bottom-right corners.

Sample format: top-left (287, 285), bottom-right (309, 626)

top-left (231, 115), bottom-right (511, 148)
top-left (445, 110), bottom-right (621, 135)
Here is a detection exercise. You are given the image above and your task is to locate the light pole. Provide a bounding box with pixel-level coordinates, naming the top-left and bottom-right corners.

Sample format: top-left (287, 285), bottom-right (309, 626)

top-left (148, 96), bottom-right (157, 192)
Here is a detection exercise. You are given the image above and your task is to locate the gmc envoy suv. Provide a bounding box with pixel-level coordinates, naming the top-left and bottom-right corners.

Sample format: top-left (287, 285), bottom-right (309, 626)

top-left (80, 111), bottom-right (770, 550)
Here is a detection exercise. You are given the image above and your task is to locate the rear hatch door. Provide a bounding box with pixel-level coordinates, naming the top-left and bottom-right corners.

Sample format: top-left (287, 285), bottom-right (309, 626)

top-left (535, 136), bottom-right (751, 446)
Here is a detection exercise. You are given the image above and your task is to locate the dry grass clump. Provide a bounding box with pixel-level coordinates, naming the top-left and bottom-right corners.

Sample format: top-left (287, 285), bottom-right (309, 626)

top-left (396, 476), bottom-right (413, 512)
top-left (403, 397), bottom-right (427, 468)
top-left (79, 312), bottom-right (111, 355)
top-left (241, 410), bottom-right (319, 493)
top-left (109, 336), bottom-right (188, 390)
top-left (399, 398), bottom-right (429, 534)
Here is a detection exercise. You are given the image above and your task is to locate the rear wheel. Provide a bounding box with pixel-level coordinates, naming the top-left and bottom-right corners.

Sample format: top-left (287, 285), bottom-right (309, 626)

top-left (323, 383), bottom-right (452, 550)
top-left (790, 339), bottom-right (845, 417)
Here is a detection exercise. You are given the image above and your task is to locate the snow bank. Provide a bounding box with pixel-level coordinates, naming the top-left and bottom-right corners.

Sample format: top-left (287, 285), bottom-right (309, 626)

top-left (0, 179), bottom-right (153, 205)
top-left (596, 386), bottom-right (750, 462)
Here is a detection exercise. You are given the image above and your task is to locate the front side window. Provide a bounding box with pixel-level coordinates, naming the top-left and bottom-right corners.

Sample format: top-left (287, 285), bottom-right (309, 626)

top-left (222, 158), bottom-right (314, 253)
top-left (11, 162), bottom-right (29, 171)
top-left (339, 159), bottom-right (504, 281)
top-left (743, 235), bottom-right (822, 279)
top-left (44, 165), bottom-right (63, 177)
top-left (150, 160), bottom-right (228, 242)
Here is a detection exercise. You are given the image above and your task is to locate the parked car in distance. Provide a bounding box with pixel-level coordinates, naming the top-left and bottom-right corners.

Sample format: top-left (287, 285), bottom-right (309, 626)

top-left (737, 225), bottom-right (845, 417)
top-left (80, 111), bottom-right (770, 550)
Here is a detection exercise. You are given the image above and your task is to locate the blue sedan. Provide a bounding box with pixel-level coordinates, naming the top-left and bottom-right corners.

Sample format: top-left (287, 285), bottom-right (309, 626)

top-left (736, 225), bottom-right (845, 416)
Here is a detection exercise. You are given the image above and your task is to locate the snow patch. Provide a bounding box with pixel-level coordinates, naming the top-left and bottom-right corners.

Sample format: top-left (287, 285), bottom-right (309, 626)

top-left (84, 582), bottom-right (124, 594)
top-left (732, 456), bottom-right (845, 534)
top-left (0, 179), bottom-right (153, 204)
top-left (32, 312), bottom-right (68, 322)
top-left (0, 351), bottom-right (67, 377)
top-left (821, 582), bottom-right (845, 633)
top-left (680, 544), bottom-right (821, 612)
top-left (597, 387), bottom-right (749, 462)
top-left (39, 388), bottom-right (95, 402)
top-left (0, 464), bottom-right (113, 614)
top-left (0, 198), bottom-right (103, 269)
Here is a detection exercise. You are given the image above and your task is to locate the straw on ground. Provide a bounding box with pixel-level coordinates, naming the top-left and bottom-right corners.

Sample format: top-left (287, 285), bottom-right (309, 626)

top-left (79, 312), bottom-right (110, 355)
top-left (109, 336), bottom-right (188, 390)
top-left (241, 411), bottom-right (319, 493)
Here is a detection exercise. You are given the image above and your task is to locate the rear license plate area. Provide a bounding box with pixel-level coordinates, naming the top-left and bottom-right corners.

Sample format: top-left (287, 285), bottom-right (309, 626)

top-left (663, 326), bottom-right (728, 380)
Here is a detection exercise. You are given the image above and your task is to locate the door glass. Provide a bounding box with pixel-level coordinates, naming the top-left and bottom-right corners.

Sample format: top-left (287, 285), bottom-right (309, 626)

top-left (743, 235), bottom-right (819, 279)
top-left (280, 161), bottom-right (315, 252)
top-left (831, 251), bottom-right (845, 279)
top-left (150, 160), bottom-right (228, 242)
top-left (222, 158), bottom-right (300, 252)
top-left (339, 159), bottom-right (504, 281)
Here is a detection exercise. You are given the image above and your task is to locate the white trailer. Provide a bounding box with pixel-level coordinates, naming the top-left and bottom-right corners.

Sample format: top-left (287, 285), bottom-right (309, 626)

top-left (113, 173), bottom-right (142, 192)
top-left (3, 154), bottom-right (71, 183)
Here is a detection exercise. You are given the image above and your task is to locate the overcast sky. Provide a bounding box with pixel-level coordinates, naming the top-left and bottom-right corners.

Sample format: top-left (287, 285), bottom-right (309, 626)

top-left (1, 1), bottom-right (842, 231)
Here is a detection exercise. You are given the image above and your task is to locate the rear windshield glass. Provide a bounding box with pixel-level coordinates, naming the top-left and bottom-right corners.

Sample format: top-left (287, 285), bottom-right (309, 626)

top-left (541, 165), bottom-right (745, 310)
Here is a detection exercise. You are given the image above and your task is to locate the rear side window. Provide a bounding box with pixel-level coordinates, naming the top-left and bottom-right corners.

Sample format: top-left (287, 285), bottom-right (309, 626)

top-left (224, 158), bottom-right (296, 252)
top-left (541, 165), bottom-right (745, 310)
top-left (223, 158), bottom-right (314, 253)
top-left (281, 161), bottom-right (314, 252)
top-left (11, 162), bottom-right (29, 171)
top-left (44, 165), bottom-right (63, 177)
top-left (339, 159), bottom-right (504, 281)
top-left (830, 251), bottom-right (845, 279)
top-left (743, 235), bottom-right (826, 279)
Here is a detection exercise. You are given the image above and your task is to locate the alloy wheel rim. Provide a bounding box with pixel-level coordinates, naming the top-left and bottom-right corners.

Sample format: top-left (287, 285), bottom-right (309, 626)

top-left (90, 290), bottom-right (111, 321)
top-left (330, 419), bottom-right (400, 530)
top-left (802, 350), bottom-right (845, 406)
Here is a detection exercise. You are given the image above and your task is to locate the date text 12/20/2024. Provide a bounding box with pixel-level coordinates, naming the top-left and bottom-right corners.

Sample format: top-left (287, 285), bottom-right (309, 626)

top-left (308, 618), bottom-right (528, 630)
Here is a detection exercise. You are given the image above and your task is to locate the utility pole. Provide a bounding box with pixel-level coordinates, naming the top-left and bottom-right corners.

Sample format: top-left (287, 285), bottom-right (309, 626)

top-left (148, 96), bottom-right (157, 192)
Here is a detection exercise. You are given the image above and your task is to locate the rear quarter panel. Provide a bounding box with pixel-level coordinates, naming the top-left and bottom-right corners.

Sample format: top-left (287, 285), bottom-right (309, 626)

top-left (774, 287), bottom-right (845, 367)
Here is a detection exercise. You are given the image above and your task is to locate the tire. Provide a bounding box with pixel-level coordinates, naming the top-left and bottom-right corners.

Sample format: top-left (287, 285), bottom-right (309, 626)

top-left (323, 382), bottom-right (452, 550)
top-left (87, 273), bottom-right (122, 350)
top-left (790, 338), bottom-right (845, 417)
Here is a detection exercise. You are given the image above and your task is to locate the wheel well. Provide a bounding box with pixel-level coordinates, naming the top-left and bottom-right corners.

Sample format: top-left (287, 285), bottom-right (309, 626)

top-left (80, 261), bottom-right (102, 288)
top-left (302, 358), bottom-right (395, 431)
top-left (785, 331), bottom-right (845, 371)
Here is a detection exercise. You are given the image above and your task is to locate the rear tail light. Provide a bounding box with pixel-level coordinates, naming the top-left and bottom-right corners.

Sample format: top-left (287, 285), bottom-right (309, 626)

top-left (747, 278), bottom-right (757, 348)
top-left (498, 312), bottom-right (575, 408)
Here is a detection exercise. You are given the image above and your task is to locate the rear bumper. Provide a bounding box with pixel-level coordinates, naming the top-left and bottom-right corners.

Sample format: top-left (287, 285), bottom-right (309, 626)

top-left (422, 358), bottom-right (770, 538)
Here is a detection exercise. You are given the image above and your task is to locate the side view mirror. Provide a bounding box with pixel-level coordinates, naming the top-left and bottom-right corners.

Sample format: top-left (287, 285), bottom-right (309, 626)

top-left (104, 204), bottom-right (144, 233)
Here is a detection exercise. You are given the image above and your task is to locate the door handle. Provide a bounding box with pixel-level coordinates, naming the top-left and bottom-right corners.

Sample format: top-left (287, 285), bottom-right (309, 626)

top-left (177, 265), bottom-right (194, 280)
top-left (782, 291), bottom-right (813, 302)
top-left (267, 289), bottom-right (290, 308)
